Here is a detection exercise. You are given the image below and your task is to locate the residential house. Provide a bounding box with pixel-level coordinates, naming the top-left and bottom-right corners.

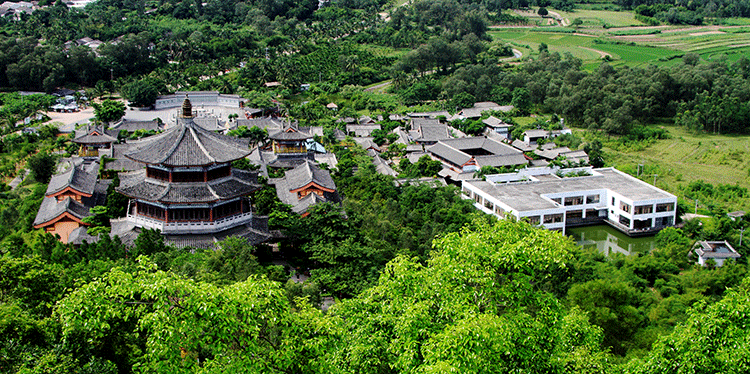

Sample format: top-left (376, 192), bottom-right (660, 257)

top-left (693, 241), bottom-right (741, 267)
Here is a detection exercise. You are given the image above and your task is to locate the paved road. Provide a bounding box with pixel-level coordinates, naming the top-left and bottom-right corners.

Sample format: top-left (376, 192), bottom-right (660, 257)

top-left (8, 169), bottom-right (28, 190)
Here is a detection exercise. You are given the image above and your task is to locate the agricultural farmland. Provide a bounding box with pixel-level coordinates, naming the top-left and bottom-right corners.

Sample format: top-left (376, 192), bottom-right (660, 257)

top-left (491, 8), bottom-right (750, 69)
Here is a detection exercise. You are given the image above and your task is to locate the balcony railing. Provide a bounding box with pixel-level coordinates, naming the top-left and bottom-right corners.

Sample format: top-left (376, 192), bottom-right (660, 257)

top-left (126, 211), bottom-right (254, 234)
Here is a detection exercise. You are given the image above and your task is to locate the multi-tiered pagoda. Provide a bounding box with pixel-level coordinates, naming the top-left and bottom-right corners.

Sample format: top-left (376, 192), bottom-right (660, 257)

top-left (116, 97), bottom-right (269, 247)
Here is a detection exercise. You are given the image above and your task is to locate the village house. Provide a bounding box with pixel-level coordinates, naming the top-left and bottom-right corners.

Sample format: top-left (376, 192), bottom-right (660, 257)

top-left (33, 160), bottom-right (110, 243)
top-left (461, 167), bottom-right (678, 236)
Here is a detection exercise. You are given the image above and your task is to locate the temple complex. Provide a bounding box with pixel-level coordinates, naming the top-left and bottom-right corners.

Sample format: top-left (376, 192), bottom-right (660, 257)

top-left (114, 96), bottom-right (270, 247)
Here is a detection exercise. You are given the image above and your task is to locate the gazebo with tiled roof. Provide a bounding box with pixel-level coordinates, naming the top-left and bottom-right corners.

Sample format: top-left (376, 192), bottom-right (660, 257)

top-left (117, 96), bottom-right (267, 240)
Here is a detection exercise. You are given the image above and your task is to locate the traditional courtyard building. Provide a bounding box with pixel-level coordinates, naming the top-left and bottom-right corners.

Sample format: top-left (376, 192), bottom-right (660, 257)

top-left (270, 160), bottom-right (340, 216)
top-left (73, 125), bottom-right (117, 158)
top-left (115, 97), bottom-right (270, 247)
top-left (33, 160), bottom-right (109, 243)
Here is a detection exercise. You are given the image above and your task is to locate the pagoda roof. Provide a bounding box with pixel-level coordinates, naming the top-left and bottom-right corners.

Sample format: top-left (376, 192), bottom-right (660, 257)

top-left (73, 125), bottom-right (118, 144)
top-left (33, 196), bottom-right (92, 227)
top-left (117, 169), bottom-right (260, 204)
top-left (269, 127), bottom-right (312, 141)
top-left (285, 160), bottom-right (336, 192)
top-left (125, 117), bottom-right (250, 167)
top-left (46, 161), bottom-right (98, 197)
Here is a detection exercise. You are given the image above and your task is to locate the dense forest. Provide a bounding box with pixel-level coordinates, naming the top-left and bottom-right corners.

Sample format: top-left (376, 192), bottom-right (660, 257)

top-left (1, 0), bottom-right (750, 372)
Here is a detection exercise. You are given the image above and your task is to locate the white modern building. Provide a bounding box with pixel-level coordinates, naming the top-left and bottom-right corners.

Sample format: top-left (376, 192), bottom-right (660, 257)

top-left (462, 167), bottom-right (678, 236)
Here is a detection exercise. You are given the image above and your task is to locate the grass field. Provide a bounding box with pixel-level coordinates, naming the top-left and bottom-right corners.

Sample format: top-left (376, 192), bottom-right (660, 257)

top-left (555, 9), bottom-right (644, 27)
top-left (599, 125), bottom-right (750, 211)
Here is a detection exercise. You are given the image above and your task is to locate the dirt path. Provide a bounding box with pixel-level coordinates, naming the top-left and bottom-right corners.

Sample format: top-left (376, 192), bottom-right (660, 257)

top-left (579, 46), bottom-right (611, 59)
top-left (365, 80), bottom-right (392, 92)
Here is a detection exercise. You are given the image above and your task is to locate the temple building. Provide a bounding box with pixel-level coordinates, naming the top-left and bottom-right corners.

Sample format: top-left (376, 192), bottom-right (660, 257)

top-left (33, 160), bottom-right (109, 243)
top-left (270, 160), bottom-right (340, 216)
top-left (73, 125), bottom-right (117, 158)
top-left (114, 97), bottom-right (270, 247)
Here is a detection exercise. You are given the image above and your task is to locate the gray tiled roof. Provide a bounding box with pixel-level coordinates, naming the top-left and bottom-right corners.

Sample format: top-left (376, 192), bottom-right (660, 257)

top-left (68, 226), bottom-right (101, 245)
top-left (410, 118), bottom-right (442, 130)
top-left (117, 169), bottom-right (260, 203)
top-left (73, 125), bottom-right (117, 144)
top-left (236, 117), bottom-right (286, 132)
top-left (125, 117), bottom-right (250, 166)
top-left (511, 139), bottom-right (534, 152)
top-left (346, 124), bottom-right (381, 137)
top-left (428, 137), bottom-right (526, 168)
top-left (33, 196), bottom-right (92, 226)
top-left (427, 142), bottom-right (471, 167)
top-left (694, 241), bottom-right (741, 259)
top-left (284, 160), bottom-right (336, 191)
top-left (483, 116), bottom-right (510, 128)
top-left (105, 144), bottom-right (144, 172)
top-left (46, 162), bottom-right (98, 196)
top-left (354, 138), bottom-right (380, 151)
top-left (111, 119), bottom-right (161, 133)
top-left (416, 123), bottom-right (451, 143)
top-left (193, 116), bottom-right (224, 132)
top-left (373, 155), bottom-right (398, 177)
top-left (270, 161), bottom-right (340, 213)
top-left (475, 154), bottom-right (529, 168)
top-left (269, 128), bottom-right (312, 141)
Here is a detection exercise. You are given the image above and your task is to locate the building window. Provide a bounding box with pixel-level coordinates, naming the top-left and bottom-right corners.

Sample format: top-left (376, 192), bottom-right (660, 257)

top-left (551, 197), bottom-right (562, 205)
top-left (634, 205), bottom-right (653, 215)
top-left (484, 200), bottom-right (493, 210)
top-left (525, 216), bottom-right (540, 225)
top-left (656, 203), bottom-right (675, 212)
top-left (566, 210), bottom-right (583, 220)
top-left (656, 216), bottom-right (673, 226)
top-left (612, 197), bottom-right (616, 205)
top-left (543, 213), bottom-right (563, 224)
top-left (620, 202), bottom-right (631, 213)
top-left (564, 196), bottom-right (584, 206)
top-left (586, 195), bottom-right (600, 204)
top-left (494, 205), bottom-right (505, 215)
top-left (619, 216), bottom-right (631, 227)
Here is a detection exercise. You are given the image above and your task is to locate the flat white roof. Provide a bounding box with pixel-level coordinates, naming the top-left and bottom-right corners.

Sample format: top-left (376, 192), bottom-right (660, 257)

top-left (465, 168), bottom-right (676, 212)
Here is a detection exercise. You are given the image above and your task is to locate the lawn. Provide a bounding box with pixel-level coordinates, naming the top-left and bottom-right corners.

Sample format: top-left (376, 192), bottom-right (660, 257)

top-left (599, 125), bottom-right (750, 211)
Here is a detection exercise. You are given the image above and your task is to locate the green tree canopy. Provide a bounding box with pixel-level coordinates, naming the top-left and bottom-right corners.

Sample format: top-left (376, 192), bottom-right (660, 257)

top-left (92, 100), bottom-right (125, 125)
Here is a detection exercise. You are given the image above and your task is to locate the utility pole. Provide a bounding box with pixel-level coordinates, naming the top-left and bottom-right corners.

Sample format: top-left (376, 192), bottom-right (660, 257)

top-left (740, 227), bottom-right (745, 247)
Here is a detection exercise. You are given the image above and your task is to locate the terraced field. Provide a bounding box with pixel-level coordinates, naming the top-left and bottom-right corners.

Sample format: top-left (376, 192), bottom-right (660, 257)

top-left (490, 20), bottom-right (750, 68)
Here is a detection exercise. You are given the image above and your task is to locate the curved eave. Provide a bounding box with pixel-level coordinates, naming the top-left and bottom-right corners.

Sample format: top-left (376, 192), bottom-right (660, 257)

top-left (33, 212), bottom-right (89, 228)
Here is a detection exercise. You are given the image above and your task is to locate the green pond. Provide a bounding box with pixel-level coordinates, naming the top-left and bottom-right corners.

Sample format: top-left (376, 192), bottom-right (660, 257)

top-left (567, 225), bottom-right (657, 256)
